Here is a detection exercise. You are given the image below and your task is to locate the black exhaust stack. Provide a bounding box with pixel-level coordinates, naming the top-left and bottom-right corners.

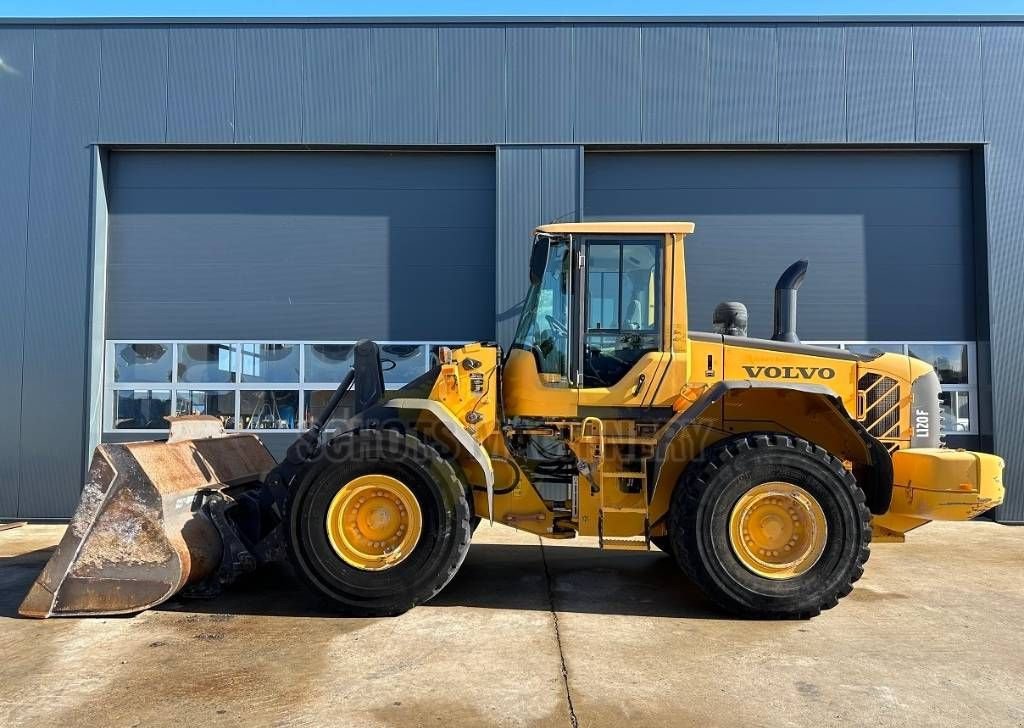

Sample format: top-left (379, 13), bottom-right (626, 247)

top-left (772, 260), bottom-right (808, 343)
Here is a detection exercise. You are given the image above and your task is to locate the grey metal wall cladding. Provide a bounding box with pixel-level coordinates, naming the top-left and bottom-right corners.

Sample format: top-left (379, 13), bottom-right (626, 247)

top-left (303, 26), bottom-right (371, 144)
top-left (640, 26), bottom-right (708, 143)
top-left (371, 26), bottom-right (438, 144)
top-left (167, 27), bottom-right (236, 143)
top-left (235, 27), bottom-right (304, 143)
top-left (981, 26), bottom-right (1024, 522)
top-left (106, 151), bottom-right (495, 342)
top-left (505, 25), bottom-right (574, 143)
top-left (0, 28), bottom-right (33, 517)
top-left (584, 151), bottom-right (974, 343)
top-left (913, 26), bottom-right (984, 141)
top-left (574, 25), bottom-right (641, 143)
top-left (439, 26), bottom-right (505, 144)
top-left (777, 26), bottom-right (846, 142)
top-left (0, 21), bottom-right (1013, 150)
top-left (709, 26), bottom-right (778, 142)
top-left (495, 145), bottom-right (582, 347)
top-left (845, 26), bottom-right (916, 142)
top-left (99, 28), bottom-right (169, 143)
top-left (19, 28), bottom-right (102, 519)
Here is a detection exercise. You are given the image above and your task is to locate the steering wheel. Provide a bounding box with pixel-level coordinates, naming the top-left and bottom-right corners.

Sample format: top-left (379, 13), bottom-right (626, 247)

top-left (545, 315), bottom-right (568, 337)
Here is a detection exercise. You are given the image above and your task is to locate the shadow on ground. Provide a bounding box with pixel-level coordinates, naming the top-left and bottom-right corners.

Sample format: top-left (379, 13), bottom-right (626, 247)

top-left (1, 541), bottom-right (720, 621)
top-left (434, 543), bottom-right (720, 618)
top-left (0, 548), bottom-right (56, 618)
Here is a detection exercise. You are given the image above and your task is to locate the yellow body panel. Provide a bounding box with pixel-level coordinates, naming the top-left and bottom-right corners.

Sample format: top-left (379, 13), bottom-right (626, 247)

top-left (427, 341), bottom-right (500, 442)
top-left (872, 449), bottom-right (1005, 541)
top-left (428, 344), bottom-right (558, 535)
top-left (720, 342), bottom-right (859, 414)
top-left (502, 348), bottom-right (577, 418)
top-left (577, 351), bottom-right (671, 408)
top-left (887, 448), bottom-right (1005, 520)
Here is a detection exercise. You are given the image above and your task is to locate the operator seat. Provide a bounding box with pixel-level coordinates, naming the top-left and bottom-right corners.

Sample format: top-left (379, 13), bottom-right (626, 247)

top-left (624, 298), bottom-right (643, 330)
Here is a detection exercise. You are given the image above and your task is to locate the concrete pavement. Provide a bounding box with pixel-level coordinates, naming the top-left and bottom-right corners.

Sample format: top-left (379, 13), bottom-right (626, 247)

top-left (1, 520), bottom-right (1022, 727)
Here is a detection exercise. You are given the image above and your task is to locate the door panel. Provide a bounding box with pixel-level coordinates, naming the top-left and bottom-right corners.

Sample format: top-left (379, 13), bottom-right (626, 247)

top-left (584, 150), bottom-right (975, 342)
top-left (107, 150), bottom-right (496, 342)
top-left (577, 235), bottom-right (672, 412)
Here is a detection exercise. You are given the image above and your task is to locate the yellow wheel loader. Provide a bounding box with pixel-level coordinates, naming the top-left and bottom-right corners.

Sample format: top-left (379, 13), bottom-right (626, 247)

top-left (20, 222), bottom-right (1005, 620)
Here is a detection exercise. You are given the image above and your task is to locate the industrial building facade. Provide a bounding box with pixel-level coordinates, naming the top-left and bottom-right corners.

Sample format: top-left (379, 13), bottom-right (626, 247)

top-left (0, 16), bottom-right (1021, 522)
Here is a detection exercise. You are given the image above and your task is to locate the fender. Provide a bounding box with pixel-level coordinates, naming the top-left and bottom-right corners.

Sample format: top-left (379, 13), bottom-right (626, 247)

top-left (388, 398), bottom-right (496, 520)
top-left (649, 380), bottom-right (894, 518)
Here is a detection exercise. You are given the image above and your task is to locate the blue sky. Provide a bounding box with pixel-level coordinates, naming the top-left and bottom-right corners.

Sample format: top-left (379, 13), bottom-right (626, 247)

top-left (3, 1), bottom-right (1024, 18)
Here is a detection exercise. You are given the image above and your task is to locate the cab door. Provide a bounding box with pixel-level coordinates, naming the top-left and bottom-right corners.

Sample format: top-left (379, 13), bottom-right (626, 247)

top-left (576, 236), bottom-right (672, 412)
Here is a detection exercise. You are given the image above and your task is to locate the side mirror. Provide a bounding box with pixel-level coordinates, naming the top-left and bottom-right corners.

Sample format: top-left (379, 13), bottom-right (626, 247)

top-left (529, 236), bottom-right (550, 285)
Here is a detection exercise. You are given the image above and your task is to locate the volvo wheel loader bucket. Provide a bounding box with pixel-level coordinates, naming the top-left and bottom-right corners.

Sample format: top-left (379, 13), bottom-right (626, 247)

top-left (19, 417), bottom-right (277, 618)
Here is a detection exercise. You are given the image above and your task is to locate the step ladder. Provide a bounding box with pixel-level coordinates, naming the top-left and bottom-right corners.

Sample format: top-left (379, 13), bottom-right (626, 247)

top-left (581, 418), bottom-right (656, 551)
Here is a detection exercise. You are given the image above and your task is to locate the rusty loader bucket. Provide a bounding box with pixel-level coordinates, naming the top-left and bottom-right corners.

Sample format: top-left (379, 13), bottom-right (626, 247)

top-left (19, 417), bottom-right (278, 618)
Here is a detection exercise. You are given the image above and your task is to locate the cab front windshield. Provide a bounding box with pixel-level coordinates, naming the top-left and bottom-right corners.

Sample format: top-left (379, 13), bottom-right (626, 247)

top-left (511, 236), bottom-right (571, 382)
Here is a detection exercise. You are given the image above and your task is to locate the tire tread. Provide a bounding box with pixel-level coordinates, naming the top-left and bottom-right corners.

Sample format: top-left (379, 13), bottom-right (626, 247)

top-left (287, 428), bottom-right (473, 617)
top-left (669, 433), bottom-right (871, 619)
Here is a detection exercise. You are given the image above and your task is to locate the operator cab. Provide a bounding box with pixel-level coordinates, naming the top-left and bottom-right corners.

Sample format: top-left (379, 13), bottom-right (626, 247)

top-left (506, 222), bottom-right (693, 417)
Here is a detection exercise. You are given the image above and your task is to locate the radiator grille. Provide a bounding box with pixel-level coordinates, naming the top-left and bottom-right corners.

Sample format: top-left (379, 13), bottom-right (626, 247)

top-left (859, 373), bottom-right (901, 442)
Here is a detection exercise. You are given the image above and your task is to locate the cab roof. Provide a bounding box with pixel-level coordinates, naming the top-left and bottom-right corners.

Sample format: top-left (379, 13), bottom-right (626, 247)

top-left (535, 221), bottom-right (695, 235)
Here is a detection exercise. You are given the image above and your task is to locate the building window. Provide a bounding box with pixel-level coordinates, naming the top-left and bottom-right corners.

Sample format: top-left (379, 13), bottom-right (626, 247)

top-left (806, 341), bottom-right (978, 435)
top-left (104, 340), bottom-right (463, 434)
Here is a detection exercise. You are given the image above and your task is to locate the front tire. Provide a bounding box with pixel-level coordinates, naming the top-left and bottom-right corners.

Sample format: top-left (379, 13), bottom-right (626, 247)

top-left (670, 433), bottom-right (871, 619)
top-left (287, 429), bottom-right (473, 616)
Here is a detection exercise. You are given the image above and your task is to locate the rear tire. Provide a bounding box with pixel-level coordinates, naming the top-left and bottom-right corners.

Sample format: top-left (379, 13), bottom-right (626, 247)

top-left (669, 433), bottom-right (870, 619)
top-left (287, 429), bottom-right (472, 617)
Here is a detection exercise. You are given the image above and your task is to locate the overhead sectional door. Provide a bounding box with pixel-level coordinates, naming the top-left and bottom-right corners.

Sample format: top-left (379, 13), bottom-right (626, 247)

top-left (584, 150), bottom-right (975, 343)
top-left (103, 151), bottom-right (494, 451)
top-left (106, 151), bottom-right (495, 342)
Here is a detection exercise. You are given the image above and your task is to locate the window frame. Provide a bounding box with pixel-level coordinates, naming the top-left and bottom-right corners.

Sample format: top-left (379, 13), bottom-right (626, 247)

top-left (104, 339), bottom-right (466, 435)
top-left (582, 237), bottom-right (663, 338)
top-left (577, 236), bottom-right (664, 389)
top-left (804, 340), bottom-right (979, 435)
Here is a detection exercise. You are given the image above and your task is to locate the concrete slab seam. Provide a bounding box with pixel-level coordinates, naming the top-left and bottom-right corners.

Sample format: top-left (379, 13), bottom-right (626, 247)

top-left (539, 537), bottom-right (579, 728)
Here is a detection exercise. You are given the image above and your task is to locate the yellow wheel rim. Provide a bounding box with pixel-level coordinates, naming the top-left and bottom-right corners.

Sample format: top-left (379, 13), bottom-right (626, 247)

top-left (728, 482), bottom-right (827, 580)
top-left (325, 474), bottom-right (423, 571)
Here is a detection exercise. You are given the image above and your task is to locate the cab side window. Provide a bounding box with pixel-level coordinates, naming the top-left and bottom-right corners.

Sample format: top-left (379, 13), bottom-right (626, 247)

top-left (583, 240), bottom-right (662, 387)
